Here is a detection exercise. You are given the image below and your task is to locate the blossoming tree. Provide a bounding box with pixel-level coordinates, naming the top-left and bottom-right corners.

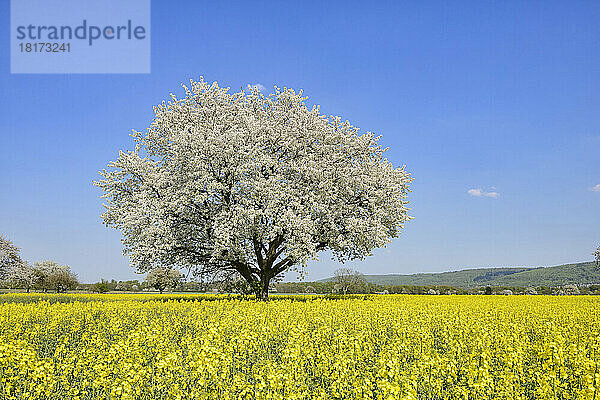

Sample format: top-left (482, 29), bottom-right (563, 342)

top-left (0, 234), bottom-right (24, 280)
top-left (146, 267), bottom-right (182, 294)
top-left (333, 268), bottom-right (367, 295)
top-left (95, 78), bottom-right (412, 300)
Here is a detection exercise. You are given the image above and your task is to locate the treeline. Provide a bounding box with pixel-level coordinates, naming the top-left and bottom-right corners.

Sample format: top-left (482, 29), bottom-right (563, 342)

top-left (273, 282), bottom-right (600, 295)
top-left (4, 277), bottom-right (600, 296)
top-left (2, 260), bottom-right (78, 293)
top-left (75, 281), bottom-right (600, 295)
top-left (3, 234), bottom-right (599, 295)
top-left (79, 279), bottom-right (209, 293)
top-left (1, 235), bottom-right (79, 293)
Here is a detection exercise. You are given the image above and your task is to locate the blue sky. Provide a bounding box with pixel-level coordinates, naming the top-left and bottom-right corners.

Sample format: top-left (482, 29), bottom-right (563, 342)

top-left (1, 1), bottom-right (599, 282)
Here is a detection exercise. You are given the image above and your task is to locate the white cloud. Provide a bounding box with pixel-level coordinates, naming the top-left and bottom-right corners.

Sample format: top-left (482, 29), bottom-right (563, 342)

top-left (468, 188), bottom-right (499, 198)
top-left (468, 188), bottom-right (483, 197)
top-left (590, 184), bottom-right (600, 192)
top-left (250, 83), bottom-right (266, 92)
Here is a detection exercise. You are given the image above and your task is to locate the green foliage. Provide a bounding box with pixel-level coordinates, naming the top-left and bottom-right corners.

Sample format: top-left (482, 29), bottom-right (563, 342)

top-left (146, 267), bottom-right (182, 293)
top-left (219, 278), bottom-right (254, 295)
top-left (45, 270), bottom-right (78, 293)
top-left (322, 262), bottom-right (599, 288)
top-left (90, 280), bottom-right (111, 293)
top-left (492, 262), bottom-right (599, 287)
top-left (32, 261), bottom-right (78, 293)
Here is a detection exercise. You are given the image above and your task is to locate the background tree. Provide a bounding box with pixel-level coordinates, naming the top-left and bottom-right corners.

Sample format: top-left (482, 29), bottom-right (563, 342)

top-left (563, 284), bottom-right (580, 295)
top-left (218, 273), bottom-right (254, 295)
top-left (6, 262), bottom-right (38, 292)
top-left (0, 234), bottom-right (24, 279)
top-left (46, 269), bottom-right (78, 293)
top-left (333, 268), bottom-right (366, 295)
top-left (33, 260), bottom-right (59, 292)
top-left (90, 280), bottom-right (111, 293)
top-left (33, 260), bottom-right (78, 293)
top-left (524, 286), bottom-right (538, 295)
top-left (594, 245), bottom-right (600, 269)
top-left (95, 78), bottom-right (412, 300)
top-left (146, 267), bottom-right (182, 294)
top-left (183, 281), bottom-right (202, 292)
top-left (113, 280), bottom-right (142, 292)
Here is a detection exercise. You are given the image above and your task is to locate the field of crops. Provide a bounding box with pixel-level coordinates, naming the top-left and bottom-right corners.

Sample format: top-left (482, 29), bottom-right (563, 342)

top-left (0, 294), bottom-right (599, 400)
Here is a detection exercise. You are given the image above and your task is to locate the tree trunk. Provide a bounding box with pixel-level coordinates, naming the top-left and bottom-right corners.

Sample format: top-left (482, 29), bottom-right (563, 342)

top-left (250, 275), bottom-right (271, 301)
top-left (242, 236), bottom-right (292, 301)
top-left (259, 277), bottom-right (270, 301)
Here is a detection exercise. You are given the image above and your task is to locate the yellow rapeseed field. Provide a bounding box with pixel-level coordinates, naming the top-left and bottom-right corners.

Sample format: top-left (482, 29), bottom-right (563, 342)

top-left (0, 294), bottom-right (599, 400)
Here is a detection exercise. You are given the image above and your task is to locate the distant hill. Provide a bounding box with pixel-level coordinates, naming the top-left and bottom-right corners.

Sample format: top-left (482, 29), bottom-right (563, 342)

top-left (319, 262), bottom-right (599, 287)
top-left (490, 262), bottom-right (600, 287)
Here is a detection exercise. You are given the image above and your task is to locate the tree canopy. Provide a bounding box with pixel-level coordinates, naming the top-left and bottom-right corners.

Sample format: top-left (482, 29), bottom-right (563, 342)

top-left (0, 234), bottom-right (24, 279)
top-left (33, 260), bottom-right (78, 293)
top-left (6, 262), bottom-right (37, 292)
top-left (146, 267), bottom-right (182, 293)
top-left (95, 78), bottom-right (412, 300)
top-left (333, 268), bottom-right (367, 295)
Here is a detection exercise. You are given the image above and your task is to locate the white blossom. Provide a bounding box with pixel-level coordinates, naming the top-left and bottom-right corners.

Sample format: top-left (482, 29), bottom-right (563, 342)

top-left (6, 262), bottom-right (37, 292)
top-left (146, 267), bottom-right (182, 293)
top-left (0, 234), bottom-right (24, 279)
top-left (32, 260), bottom-right (78, 293)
